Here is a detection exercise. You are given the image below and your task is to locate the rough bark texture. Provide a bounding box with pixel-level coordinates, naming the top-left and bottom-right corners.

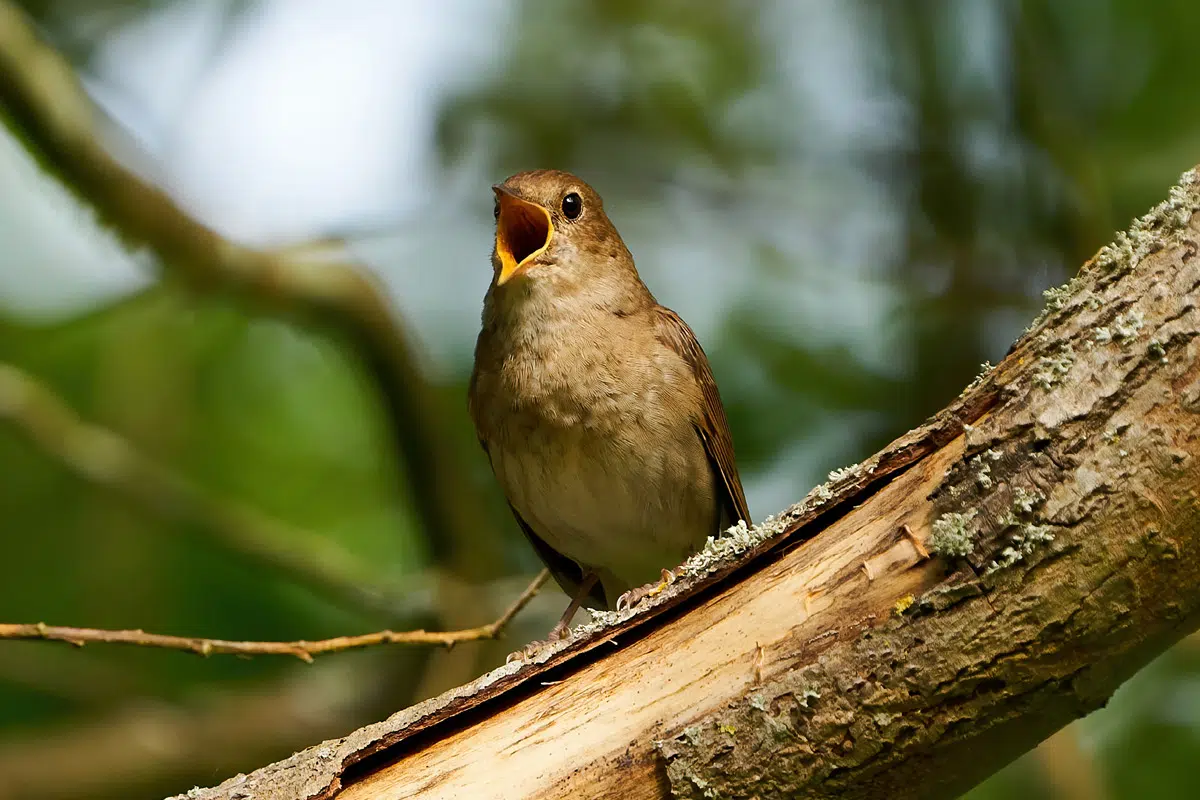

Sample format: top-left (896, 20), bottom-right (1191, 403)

top-left (173, 170), bottom-right (1200, 800)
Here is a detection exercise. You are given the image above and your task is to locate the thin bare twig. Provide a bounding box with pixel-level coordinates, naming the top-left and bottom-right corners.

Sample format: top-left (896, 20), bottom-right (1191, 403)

top-left (0, 360), bottom-right (421, 621)
top-left (0, 0), bottom-right (501, 573)
top-left (0, 571), bottom-right (548, 663)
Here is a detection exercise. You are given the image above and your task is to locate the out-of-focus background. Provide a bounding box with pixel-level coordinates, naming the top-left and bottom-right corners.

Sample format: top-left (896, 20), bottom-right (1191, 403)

top-left (1, 1), bottom-right (1198, 798)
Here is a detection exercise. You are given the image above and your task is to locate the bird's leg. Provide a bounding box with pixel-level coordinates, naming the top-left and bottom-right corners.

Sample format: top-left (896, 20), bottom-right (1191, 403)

top-left (616, 567), bottom-right (679, 612)
top-left (507, 572), bottom-right (601, 663)
top-left (548, 572), bottom-right (600, 641)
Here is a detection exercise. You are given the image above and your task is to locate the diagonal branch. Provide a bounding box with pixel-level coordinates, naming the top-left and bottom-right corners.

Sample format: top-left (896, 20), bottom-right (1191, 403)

top-left (0, 1), bottom-right (499, 570)
top-left (0, 360), bottom-right (420, 620)
top-left (174, 168), bottom-right (1200, 800)
top-left (0, 571), bottom-right (547, 663)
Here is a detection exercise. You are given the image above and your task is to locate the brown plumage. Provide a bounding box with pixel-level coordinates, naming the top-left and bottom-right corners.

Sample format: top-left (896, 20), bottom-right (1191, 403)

top-left (469, 169), bottom-right (750, 639)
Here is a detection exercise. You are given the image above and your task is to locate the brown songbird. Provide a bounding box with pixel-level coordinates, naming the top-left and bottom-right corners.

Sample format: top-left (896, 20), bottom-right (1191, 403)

top-left (469, 169), bottom-right (750, 640)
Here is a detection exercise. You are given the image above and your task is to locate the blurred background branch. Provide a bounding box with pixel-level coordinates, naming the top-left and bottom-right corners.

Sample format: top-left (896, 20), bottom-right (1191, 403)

top-left (2, 0), bottom-right (1200, 797)
top-left (0, 0), bottom-right (502, 574)
top-left (0, 360), bottom-right (420, 619)
top-left (1034, 725), bottom-right (1107, 800)
top-left (0, 660), bottom-right (388, 800)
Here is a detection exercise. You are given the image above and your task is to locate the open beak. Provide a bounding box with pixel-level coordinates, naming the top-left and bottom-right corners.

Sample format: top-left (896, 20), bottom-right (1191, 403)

top-left (493, 186), bottom-right (553, 286)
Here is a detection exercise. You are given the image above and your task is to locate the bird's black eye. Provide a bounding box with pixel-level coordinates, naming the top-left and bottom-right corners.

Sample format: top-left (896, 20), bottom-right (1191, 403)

top-left (493, 199), bottom-right (500, 219)
top-left (561, 192), bottom-right (582, 220)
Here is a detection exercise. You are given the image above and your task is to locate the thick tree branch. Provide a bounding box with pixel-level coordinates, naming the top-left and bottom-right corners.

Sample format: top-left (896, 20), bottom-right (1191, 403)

top-left (172, 167), bottom-right (1200, 800)
top-left (0, 571), bottom-right (547, 662)
top-left (0, 1), bottom-right (500, 570)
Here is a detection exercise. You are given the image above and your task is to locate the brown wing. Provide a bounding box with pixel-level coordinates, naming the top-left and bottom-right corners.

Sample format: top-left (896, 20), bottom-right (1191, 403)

top-left (653, 306), bottom-right (752, 527)
top-left (505, 501), bottom-right (608, 608)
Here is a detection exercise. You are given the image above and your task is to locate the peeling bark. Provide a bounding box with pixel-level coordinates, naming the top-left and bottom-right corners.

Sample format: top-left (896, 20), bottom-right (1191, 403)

top-left (174, 170), bottom-right (1200, 800)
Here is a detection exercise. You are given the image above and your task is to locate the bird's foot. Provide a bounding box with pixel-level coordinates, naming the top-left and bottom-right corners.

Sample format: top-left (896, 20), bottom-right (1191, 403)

top-left (616, 568), bottom-right (678, 612)
top-left (505, 640), bottom-right (546, 663)
top-left (504, 618), bottom-right (575, 664)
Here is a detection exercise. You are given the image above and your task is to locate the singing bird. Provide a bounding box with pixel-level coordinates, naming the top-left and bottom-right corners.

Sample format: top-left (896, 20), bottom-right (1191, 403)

top-left (469, 170), bottom-right (750, 640)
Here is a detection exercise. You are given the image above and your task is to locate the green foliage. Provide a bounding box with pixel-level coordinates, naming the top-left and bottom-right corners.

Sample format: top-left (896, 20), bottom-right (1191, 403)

top-left (0, 289), bottom-right (426, 713)
top-left (4, 0), bottom-right (1200, 797)
top-left (436, 0), bottom-right (783, 184)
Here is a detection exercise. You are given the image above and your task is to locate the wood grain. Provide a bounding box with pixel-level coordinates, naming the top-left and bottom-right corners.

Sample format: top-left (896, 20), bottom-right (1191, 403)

top-left (342, 440), bottom-right (959, 798)
top-left (172, 173), bottom-right (1200, 800)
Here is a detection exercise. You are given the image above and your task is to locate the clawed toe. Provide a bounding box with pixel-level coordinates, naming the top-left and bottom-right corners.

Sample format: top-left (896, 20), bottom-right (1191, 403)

top-left (616, 584), bottom-right (650, 612)
top-left (505, 618), bottom-right (576, 664)
top-left (547, 619), bottom-right (572, 642)
top-left (617, 568), bottom-right (678, 612)
top-left (506, 640), bottom-right (548, 663)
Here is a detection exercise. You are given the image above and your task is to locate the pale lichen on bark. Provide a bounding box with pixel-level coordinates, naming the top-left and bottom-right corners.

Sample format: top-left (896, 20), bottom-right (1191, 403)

top-left (657, 168), bottom-right (1200, 799)
top-left (168, 169), bottom-right (1200, 800)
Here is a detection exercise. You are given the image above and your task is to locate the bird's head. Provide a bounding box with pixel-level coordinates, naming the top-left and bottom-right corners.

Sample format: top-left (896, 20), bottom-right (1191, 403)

top-left (490, 170), bottom-right (640, 300)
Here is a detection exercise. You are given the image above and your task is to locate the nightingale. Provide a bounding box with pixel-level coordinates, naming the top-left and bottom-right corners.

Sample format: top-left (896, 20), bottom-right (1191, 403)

top-left (469, 169), bottom-right (751, 640)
